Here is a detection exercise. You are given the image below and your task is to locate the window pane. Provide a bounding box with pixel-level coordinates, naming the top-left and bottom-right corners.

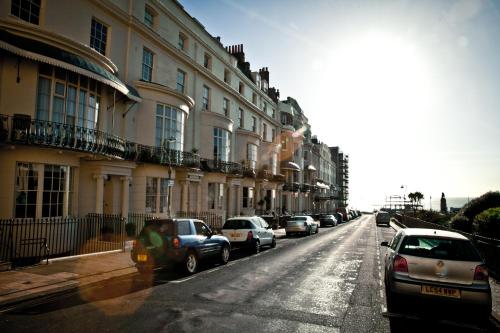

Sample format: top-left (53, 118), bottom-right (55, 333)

top-left (36, 77), bottom-right (51, 121)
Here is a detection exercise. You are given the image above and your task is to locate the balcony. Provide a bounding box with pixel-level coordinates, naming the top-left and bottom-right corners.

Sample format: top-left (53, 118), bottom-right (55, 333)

top-left (129, 144), bottom-right (200, 168)
top-left (272, 173), bottom-right (285, 182)
top-left (283, 182), bottom-right (300, 192)
top-left (0, 114), bottom-right (200, 169)
top-left (242, 165), bottom-right (256, 178)
top-left (300, 183), bottom-right (311, 192)
top-left (200, 159), bottom-right (242, 175)
top-left (2, 114), bottom-right (127, 159)
top-left (257, 168), bottom-right (272, 180)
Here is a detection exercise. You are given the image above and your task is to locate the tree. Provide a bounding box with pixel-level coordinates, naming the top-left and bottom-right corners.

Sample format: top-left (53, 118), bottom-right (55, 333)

top-left (408, 191), bottom-right (424, 213)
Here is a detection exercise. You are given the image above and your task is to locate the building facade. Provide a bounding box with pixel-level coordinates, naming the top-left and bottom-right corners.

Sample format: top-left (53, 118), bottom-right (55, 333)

top-left (0, 0), bottom-right (349, 224)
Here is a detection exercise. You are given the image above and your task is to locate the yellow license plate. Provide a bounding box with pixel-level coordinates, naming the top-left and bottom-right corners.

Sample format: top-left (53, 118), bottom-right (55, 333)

top-left (421, 285), bottom-right (460, 298)
top-left (137, 254), bottom-right (148, 262)
top-left (230, 233), bottom-right (242, 238)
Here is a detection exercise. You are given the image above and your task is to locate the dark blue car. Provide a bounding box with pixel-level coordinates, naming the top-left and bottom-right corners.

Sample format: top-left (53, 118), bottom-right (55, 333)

top-left (131, 218), bottom-right (231, 274)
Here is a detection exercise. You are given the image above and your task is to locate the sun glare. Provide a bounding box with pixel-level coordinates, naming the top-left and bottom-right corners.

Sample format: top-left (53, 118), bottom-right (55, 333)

top-left (329, 31), bottom-right (433, 119)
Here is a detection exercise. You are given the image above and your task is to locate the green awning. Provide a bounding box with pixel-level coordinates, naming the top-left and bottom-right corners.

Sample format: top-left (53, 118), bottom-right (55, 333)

top-left (0, 29), bottom-right (141, 102)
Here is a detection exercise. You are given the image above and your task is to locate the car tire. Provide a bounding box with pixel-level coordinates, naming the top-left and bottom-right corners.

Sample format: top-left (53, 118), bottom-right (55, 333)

top-left (184, 251), bottom-right (198, 274)
top-left (253, 240), bottom-right (260, 254)
top-left (137, 266), bottom-right (152, 275)
top-left (285, 232), bottom-right (290, 237)
top-left (309, 227), bottom-right (313, 236)
top-left (271, 236), bottom-right (276, 248)
top-left (220, 244), bottom-right (230, 264)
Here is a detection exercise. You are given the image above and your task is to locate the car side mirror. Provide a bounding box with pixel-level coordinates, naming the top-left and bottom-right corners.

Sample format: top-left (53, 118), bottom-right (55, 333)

top-left (380, 241), bottom-right (389, 247)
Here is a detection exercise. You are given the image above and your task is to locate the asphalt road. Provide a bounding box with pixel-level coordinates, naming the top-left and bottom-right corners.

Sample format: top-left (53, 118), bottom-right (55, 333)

top-left (0, 215), bottom-right (497, 332)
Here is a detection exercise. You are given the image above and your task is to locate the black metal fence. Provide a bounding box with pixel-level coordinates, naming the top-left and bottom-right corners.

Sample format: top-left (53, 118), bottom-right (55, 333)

top-left (175, 211), bottom-right (224, 233)
top-left (394, 214), bottom-right (500, 279)
top-left (0, 214), bottom-right (125, 268)
top-left (126, 213), bottom-right (155, 237)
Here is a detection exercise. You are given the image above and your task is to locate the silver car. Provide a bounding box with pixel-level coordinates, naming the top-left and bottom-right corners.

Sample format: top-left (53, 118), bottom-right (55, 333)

top-left (381, 228), bottom-right (492, 319)
top-left (285, 216), bottom-right (318, 236)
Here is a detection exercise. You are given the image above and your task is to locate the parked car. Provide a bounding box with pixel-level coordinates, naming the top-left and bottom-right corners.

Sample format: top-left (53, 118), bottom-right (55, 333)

top-left (222, 216), bottom-right (276, 253)
top-left (286, 216), bottom-right (318, 236)
top-left (131, 218), bottom-right (231, 274)
top-left (381, 228), bottom-right (492, 319)
top-left (376, 211), bottom-right (390, 227)
top-left (319, 214), bottom-right (337, 227)
top-left (337, 208), bottom-right (350, 222)
top-left (334, 212), bottom-right (344, 224)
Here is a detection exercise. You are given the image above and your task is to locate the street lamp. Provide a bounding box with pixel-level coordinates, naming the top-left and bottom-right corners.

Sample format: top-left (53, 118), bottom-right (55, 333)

top-left (400, 185), bottom-right (407, 212)
top-left (166, 137), bottom-right (176, 218)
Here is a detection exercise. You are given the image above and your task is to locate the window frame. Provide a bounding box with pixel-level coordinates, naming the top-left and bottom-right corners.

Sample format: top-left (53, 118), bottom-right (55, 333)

top-left (142, 47), bottom-right (154, 82)
top-left (247, 143), bottom-right (258, 169)
top-left (11, 0), bottom-right (41, 25)
top-left (203, 53), bottom-right (212, 70)
top-left (176, 69), bottom-right (186, 93)
top-left (144, 5), bottom-right (156, 29)
top-left (90, 18), bottom-right (108, 56)
top-left (213, 127), bottom-right (230, 161)
top-left (202, 85), bottom-right (210, 111)
top-left (223, 98), bottom-right (230, 117)
top-left (239, 108), bottom-right (244, 128)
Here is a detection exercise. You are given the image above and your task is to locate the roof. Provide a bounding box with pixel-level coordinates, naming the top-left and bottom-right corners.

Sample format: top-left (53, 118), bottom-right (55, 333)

top-left (400, 228), bottom-right (468, 240)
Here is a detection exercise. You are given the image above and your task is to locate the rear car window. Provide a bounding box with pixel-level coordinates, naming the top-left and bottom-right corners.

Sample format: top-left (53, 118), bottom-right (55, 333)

top-left (177, 221), bottom-right (191, 235)
top-left (142, 220), bottom-right (175, 236)
top-left (223, 219), bottom-right (254, 229)
top-left (290, 217), bottom-right (306, 221)
top-left (399, 236), bottom-right (482, 261)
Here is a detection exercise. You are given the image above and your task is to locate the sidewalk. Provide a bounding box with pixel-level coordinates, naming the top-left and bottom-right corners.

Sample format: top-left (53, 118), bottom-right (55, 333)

top-left (0, 248), bottom-right (136, 310)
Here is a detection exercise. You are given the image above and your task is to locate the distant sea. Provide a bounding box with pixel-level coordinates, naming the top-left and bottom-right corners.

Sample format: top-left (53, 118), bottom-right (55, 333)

top-left (423, 196), bottom-right (473, 211)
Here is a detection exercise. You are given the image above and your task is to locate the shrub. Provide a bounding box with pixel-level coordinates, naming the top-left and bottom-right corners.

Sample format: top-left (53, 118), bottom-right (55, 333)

top-left (459, 191), bottom-right (500, 221)
top-left (473, 207), bottom-right (500, 239)
top-left (125, 222), bottom-right (136, 237)
top-left (450, 215), bottom-right (472, 233)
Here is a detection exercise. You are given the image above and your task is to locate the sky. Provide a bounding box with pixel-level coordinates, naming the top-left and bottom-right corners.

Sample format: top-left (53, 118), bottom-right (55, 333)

top-left (179, 0), bottom-right (500, 210)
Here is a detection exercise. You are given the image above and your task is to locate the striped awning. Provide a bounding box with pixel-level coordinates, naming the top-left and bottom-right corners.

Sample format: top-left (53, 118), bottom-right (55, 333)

top-left (0, 29), bottom-right (141, 102)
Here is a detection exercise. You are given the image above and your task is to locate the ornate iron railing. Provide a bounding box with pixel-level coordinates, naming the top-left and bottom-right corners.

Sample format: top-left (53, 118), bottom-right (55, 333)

top-left (200, 159), bottom-right (242, 175)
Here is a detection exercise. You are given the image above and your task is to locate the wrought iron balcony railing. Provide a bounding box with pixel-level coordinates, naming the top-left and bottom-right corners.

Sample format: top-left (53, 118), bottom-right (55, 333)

top-left (283, 182), bottom-right (300, 192)
top-left (200, 159), bottom-right (242, 175)
top-left (2, 114), bottom-right (127, 158)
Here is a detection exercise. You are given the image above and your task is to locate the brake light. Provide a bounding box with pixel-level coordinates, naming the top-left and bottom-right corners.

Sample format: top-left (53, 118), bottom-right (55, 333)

top-left (172, 237), bottom-right (180, 249)
top-left (247, 231), bottom-right (253, 241)
top-left (393, 255), bottom-right (408, 273)
top-left (473, 265), bottom-right (489, 281)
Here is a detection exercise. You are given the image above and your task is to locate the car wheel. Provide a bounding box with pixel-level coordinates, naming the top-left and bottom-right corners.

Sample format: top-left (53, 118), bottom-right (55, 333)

top-left (285, 232), bottom-right (290, 237)
top-left (253, 240), bottom-right (260, 254)
top-left (309, 227), bottom-right (313, 235)
top-left (220, 244), bottom-right (230, 264)
top-left (184, 251), bottom-right (198, 274)
top-left (137, 266), bottom-right (152, 275)
top-left (271, 236), bottom-right (276, 248)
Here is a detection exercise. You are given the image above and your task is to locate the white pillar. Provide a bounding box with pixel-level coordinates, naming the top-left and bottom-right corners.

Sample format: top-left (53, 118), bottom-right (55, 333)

top-left (196, 182), bottom-right (202, 213)
top-left (226, 183), bottom-right (233, 217)
top-left (93, 174), bottom-right (106, 214)
top-left (236, 185), bottom-right (242, 216)
top-left (120, 176), bottom-right (131, 218)
top-left (181, 181), bottom-right (189, 212)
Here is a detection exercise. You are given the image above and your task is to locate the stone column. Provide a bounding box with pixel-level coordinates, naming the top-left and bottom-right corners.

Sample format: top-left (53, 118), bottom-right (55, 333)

top-left (196, 182), bottom-right (202, 213)
top-left (120, 176), bottom-right (131, 218)
top-left (181, 181), bottom-right (189, 212)
top-left (236, 185), bottom-right (242, 216)
top-left (226, 183), bottom-right (233, 217)
top-left (255, 182), bottom-right (261, 213)
top-left (93, 174), bottom-right (106, 214)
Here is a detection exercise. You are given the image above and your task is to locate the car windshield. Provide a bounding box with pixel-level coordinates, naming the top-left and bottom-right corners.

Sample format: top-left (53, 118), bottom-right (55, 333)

top-left (223, 219), bottom-right (254, 229)
top-left (399, 236), bottom-right (482, 261)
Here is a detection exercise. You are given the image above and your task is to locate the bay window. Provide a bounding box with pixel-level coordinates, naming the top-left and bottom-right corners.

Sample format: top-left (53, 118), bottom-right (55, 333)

top-left (213, 127), bottom-right (230, 161)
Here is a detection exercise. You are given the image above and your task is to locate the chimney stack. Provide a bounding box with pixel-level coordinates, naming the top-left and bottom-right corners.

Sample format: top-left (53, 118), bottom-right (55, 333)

top-left (259, 67), bottom-right (270, 83)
